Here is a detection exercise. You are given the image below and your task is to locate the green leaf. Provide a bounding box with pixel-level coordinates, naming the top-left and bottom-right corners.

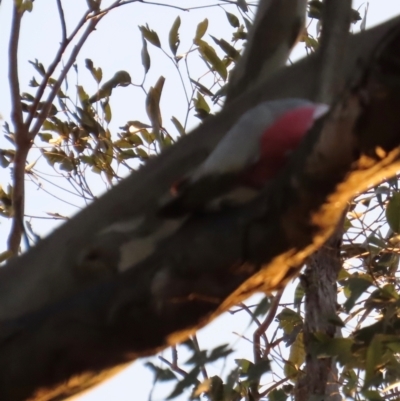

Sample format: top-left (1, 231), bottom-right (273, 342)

top-left (125, 120), bottom-right (151, 130)
top-left (316, 338), bottom-right (355, 366)
top-left (210, 36), bottom-right (240, 61)
top-left (194, 19), bottom-right (208, 44)
top-left (343, 277), bottom-right (372, 313)
top-left (362, 390), bottom-right (384, 401)
top-left (76, 85), bottom-right (90, 105)
top-left (304, 35), bottom-right (319, 51)
top-left (101, 101), bottom-right (112, 124)
top-left (28, 59), bottom-right (46, 77)
top-left (89, 71), bottom-right (131, 103)
top-left (139, 24), bottom-right (161, 48)
top-left (141, 36), bottom-right (151, 74)
top-left (112, 71), bottom-right (131, 87)
top-left (243, 359), bottom-right (271, 382)
top-left (0, 250), bottom-right (13, 263)
top-left (145, 362), bottom-right (176, 382)
top-left (364, 336), bottom-right (385, 388)
top-left (293, 281), bottom-right (305, 309)
top-left (197, 40), bottom-right (227, 80)
top-left (42, 148), bottom-right (74, 171)
top-left (276, 308), bottom-right (303, 335)
top-left (146, 76), bottom-right (165, 130)
top-left (308, 0), bottom-right (322, 19)
top-left (237, 0), bottom-right (248, 13)
top-left (235, 358), bottom-right (252, 373)
top-left (21, 0), bottom-right (33, 12)
top-left (386, 192), bottom-right (400, 232)
top-left (170, 116), bottom-right (185, 136)
top-left (116, 149), bottom-right (137, 161)
top-left (243, 17), bottom-right (252, 32)
top-left (169, 16), bottom-right (181, 56)
top-left (284, 333), bottom-right (305, 379)
top-left (127, 134), bottom-right (144, 146)
top-left (225, 11), bottom-right (240, 28)
top-left (85, 59), bottom-right (102, 83)
top-left (167, 368), bottom-right (200, 399)
top-left (194, 91), bottom-right (210, 119)
top-left (0, 155), bottom-right (10, 168)
top-left (136, 148), bottom-right (149, 160)
top-left (207, 344), bottom-right (233, 363)
top-left (268, 389), bottom-right (287, 401)
top-left (38, 133), bottom-right (53, 143)
top-left (139, 130), bottom-right (154, 145)
top-left (190, 79), bottom-right (214, 97)
top-left (114, 139), bottom-right (133, 149)
top-left (194, 92), bottom-right (211, 113)
top-left (252, 296), bottom-right (271, 318)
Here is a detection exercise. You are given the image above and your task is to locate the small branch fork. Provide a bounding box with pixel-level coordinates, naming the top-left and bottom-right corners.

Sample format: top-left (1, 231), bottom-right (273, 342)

top-left (7, 0), bottom-right (136, 254)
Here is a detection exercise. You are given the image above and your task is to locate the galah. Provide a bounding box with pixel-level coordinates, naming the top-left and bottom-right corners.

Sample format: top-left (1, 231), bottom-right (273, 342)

top-left (160, 98), bottom-right (328, 216)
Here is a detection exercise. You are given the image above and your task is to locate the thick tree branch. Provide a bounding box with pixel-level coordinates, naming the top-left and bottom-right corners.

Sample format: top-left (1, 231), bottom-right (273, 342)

top-left (0, 16), bottom-right (400, 401)
top-left (316, 0), bottom-right (352, 103)
top-left (226, 0), bottom-right (307, 102)
top-left (0, 16), bottom-right (397, 321)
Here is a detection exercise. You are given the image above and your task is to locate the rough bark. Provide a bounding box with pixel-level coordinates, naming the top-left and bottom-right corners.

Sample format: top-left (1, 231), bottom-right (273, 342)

top-left (294, 219), bottom-right (344, 401)
top-left (0, 14), bottom-right (400, 401)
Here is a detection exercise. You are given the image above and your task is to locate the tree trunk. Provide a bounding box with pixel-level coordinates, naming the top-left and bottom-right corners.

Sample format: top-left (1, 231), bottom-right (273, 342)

top-left (295, 216), bottom-right (344, 401)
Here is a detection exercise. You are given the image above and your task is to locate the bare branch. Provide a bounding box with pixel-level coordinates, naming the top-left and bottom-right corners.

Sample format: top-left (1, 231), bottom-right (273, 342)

top-left (8, 4), bottom-right (29, 254)
top-left (8, 4), bottom-right (23, 133)
top-left (56, 0), bottom-right (67, 43)
top-left (29, 17), bottom-right (101, 137)
top-left (253, 290), bottom-right (283, 363)
top-left (24, 10), bottom-right (91, 131)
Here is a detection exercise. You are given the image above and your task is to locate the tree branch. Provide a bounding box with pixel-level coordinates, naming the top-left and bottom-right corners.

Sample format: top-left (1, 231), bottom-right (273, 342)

top-left (8, 4), bottom-right (29, 254)
top-left (9, 4), bottom-right (23, 134)
top-left (226, 0), bottom-right (308, 102)
top-left (0, 15), bottom-right (399, 401)
top-left (56, 0), bottom-right (67, 43)
top-left (316, 0), bottom-right (353, 103)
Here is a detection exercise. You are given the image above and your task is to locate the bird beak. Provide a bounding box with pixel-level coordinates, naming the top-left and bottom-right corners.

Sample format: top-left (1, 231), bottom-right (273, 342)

top-left (312, 103), bottom-right (330, 120)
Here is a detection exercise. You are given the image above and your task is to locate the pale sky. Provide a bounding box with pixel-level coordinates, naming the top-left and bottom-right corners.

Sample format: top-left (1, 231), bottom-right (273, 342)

top-left (1, 1), bottom-right (400, 401)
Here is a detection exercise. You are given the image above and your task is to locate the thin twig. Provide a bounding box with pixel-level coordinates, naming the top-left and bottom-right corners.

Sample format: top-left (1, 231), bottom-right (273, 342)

top-left (158, 356), bottom-right (188, 377)
top-left (258, 376), bottom-right (291, 397)
top-left (25, 10), bottom-right (91, 129)
top-left (29, 16), bottom-right (101, 137)
top-left (238, 302), bottom-right (269, 349)
top-left (253, 289), bottom-right (283, 363)
top-left (191, 335), bottom-right (208, 380)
